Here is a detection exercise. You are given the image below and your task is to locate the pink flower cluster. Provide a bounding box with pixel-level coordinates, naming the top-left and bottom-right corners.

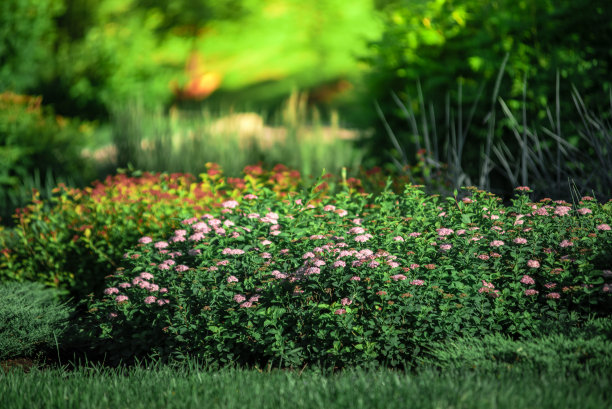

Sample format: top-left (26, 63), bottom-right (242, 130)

top-left (222, 248), bottom-right (246, 255)
top-left (478, 280), bottom-right (500, 298)
top-left (520, 275), bottom-right (535, 285)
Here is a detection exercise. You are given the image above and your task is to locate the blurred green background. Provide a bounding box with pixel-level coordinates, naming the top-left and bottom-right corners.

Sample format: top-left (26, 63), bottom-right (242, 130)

top-left (1, 0), bottom-right (611, 225)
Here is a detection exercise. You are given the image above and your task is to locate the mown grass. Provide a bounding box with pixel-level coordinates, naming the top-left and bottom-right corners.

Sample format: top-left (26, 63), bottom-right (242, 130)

top-left (2, 359), bottom-right (611, 409)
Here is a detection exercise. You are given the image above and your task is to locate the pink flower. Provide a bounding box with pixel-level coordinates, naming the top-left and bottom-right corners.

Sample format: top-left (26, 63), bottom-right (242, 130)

top-left (577, 208), bottom-right (592, 215)
top-left (261, 252), bottom-right (272, 259)
top-left (334, 260), bottom-right (346, 268)
top-left (513, 237), bottom-right (527, 244)
top-left (439, 244), bottom-right (452, 251)
top-left (350, 276), bottom-right (361, 281)
top-left (456, 229), bottom-right (466, 235)
top-left (116, 295), bottom-right (129, 303)
top-left (559, 240), bottom-right (573, 248)
top-left (144, 296), bottom-right (157, 304)
top-left (393, 236), bottom-right (404, 242)
top-left (271, 270), bottom-right (287, 279)
top-left (175, 265), bottom-right (189, 272)
top-left (341, 298), bottom-right (352, 306)
top-left (118, 282), bottom-right (131, 289)
top-left (544, 282), bottom-right (557, 289)
top-left (233, 294), bottom-right (246, 303)
top-left (147, 283), bottom-right (159, 292)
top-left (368, 261), bottom-right (380, 268)
top-left (348, 227), bottom-right (366, 235)
top-left (207, 219), bottom-right (222, 227)
top-left (477, 254), bottom-right (490, 260)
top-left (490, 240), bottom-right (504, 247)
top-left (410, 279), bottom-right (425, 286)
top-left (313, 259), bottom-right (326, 267)
top-left (336, 209), bottom-right (348, 217)
top-left (408, 232), bottom-right (421, 237)
top-left (436, 228), bottom-right (454, 236)
top-left (222, 248), bottom-right (245, 255)
top-left (227, 275), bottom-right (239, 283)
top-left (554, 206), bottom-right (571, 216)
top-left (533, 207), bottom-right (549, 216)
top-left (182, 217), bottom-right (198, 225)
top-left (409, 264), bottom-right (420, 270)
top-left (546, 292), bottom-right (561, 299)
top-left (261, 239), bottom-right (273, 246)
top-left (249, 295), bottom-right (260, 302)
top-left (597, 224), bottom-right (611, 231)
top-left (192, 222), bottom-right (210, 232)
top-left (108, 312), bottom-right (118, 319)
top-left (104, 287), bottom-right (119, 295)
top-left (138, 236), bottom-right (153, 244)
top-left (240, 301), bottom-right (254, 308)
top-left (157, 299), bottom-right (170, 306)
top-left (222, 200), bottom-right (239, 208)
top-left (139, 272), bottom-right (154, 280)
top-left (603, 284), bottom-right (611, 293)
top-left (160, 288), bottom-right (168, 293)
top-left (527, 260), bottom-right (540, 268)
top-left (376, 291), bottom-right (387, 296)
top-left (243, 194), bottom-right (258, 200)
top-left (189, 232), bottom-right (206, 242)
top-left (357, 249), bottom-right (374, 258)
top-left (334, 308), bottom-right (346, 315)
top-left (323, 205), bottom-right (336, 211)
top-left (520, 275), bottom-right (535, 285)
top-left (524, 289), bottom-right (539, 296)
top-left (305, 267), bottom-right (321, 275)
top-left (390, 274), bottom-right (407, 281)
top-left (387, 261), bottom-right (400, 268)
top-left (154, 241), bottom-right (169, 249)
top-left (481, 280), bottom-right (495, 289)
top-left (174, 229), bottom-right (187, 237)
top-left (424, 264), bottom-right (436, 270)
top-left (354, 234), bottom-right (372, 242)
top-left (158, 263), bottom-right (171, 270)
top-left (515, 186), bottom-right (531, 191)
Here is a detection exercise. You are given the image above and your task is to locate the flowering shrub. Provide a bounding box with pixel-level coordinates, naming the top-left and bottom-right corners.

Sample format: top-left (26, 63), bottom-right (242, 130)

top-left (82, 185), bottom-right (612, 367)
top-left (0, 164), bottom-right (313, 300)
top-left (0, 162), bottom-right (461, 301)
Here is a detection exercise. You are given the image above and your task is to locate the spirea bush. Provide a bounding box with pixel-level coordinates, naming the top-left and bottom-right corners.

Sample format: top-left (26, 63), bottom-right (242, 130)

top-left (82, 184), bottom-right (612, 368)
top-left (0, 164), bottom-right (315, 300)
top-left (0, 281), bottom-right (71, 361)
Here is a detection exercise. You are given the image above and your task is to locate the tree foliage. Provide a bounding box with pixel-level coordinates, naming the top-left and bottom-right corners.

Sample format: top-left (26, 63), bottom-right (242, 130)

top-left (362, 0), bottom-right (612, 162)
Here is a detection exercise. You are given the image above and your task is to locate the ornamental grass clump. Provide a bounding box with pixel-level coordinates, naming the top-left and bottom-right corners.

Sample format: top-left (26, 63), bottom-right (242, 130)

top-left (83, 184), bottom-right (611, 368)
